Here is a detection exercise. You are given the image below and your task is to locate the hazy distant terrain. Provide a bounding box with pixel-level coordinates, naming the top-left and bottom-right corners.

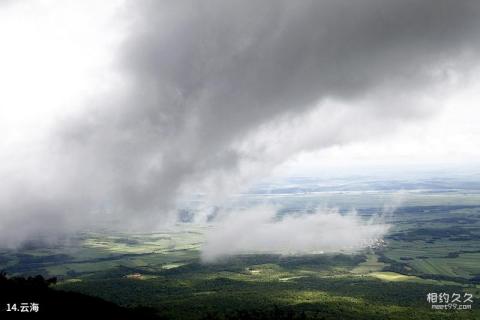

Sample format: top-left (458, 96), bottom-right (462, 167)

top-left (2, 176), bottom-right (480, 319)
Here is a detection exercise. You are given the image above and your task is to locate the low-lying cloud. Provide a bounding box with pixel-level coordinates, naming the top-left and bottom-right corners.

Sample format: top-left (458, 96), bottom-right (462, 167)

top-left (202, 206), bottom-right (390, 262)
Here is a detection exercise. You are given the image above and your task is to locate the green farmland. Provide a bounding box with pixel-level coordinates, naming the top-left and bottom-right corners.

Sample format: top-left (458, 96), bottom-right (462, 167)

top-left (1, 187), bottom-right (480, 319)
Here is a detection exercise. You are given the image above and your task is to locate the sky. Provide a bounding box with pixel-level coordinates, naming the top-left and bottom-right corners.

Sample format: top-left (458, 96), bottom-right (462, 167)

top-left (1, 0), bottom-right (480, 250)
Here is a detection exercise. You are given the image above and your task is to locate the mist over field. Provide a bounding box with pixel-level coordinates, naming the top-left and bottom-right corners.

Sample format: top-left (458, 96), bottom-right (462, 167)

top-left (201, 206), bottom-right (390, 262)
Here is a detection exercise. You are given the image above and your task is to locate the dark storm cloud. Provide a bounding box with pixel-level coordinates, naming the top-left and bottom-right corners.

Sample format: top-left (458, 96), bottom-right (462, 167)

top-left (1, 0), bottom-right (480, 246)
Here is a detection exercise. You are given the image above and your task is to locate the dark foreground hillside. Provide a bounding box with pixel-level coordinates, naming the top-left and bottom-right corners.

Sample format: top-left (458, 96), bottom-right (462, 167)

top-left (0, 272), bottom-right (159, 319)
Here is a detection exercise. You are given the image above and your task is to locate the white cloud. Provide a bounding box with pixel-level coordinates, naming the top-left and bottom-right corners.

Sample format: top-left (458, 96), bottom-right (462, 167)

top-left (202, 206), bottom-right (390, 262)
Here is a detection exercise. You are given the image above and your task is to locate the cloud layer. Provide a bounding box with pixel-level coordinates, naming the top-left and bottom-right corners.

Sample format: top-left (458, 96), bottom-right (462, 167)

top-left (202, 206), bottom-right (389, 262)
top-left (1, 0), bottom-right (480, 247)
